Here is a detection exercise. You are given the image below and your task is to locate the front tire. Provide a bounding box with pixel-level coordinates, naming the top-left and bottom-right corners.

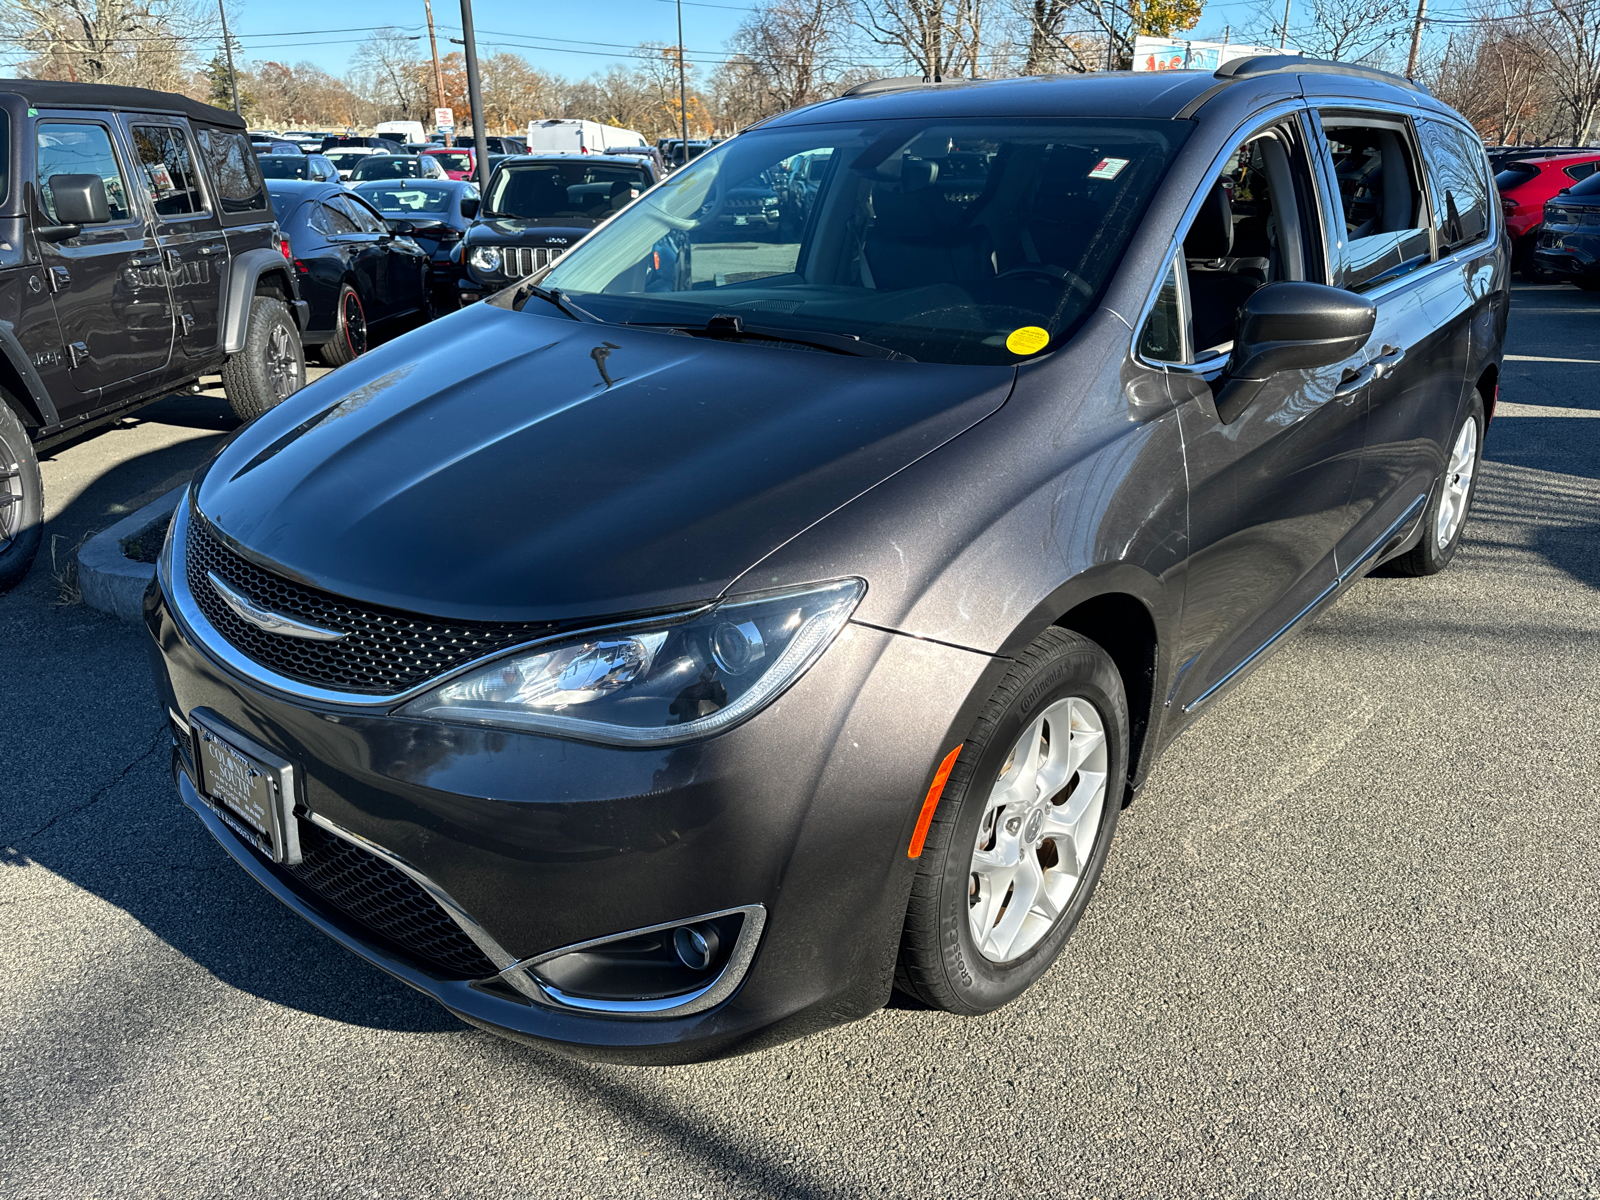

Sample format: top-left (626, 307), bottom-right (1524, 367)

top-left (895, 627), bottom-right (1128, 1015)
top-left (221, 295), bottom-right (305, 422)
top-left (1392, 390), bottom-right (1485, 577)
top-left (319, 284), bottom-right (369, 367)
top-left (0, 399), bottom-right (43, 594)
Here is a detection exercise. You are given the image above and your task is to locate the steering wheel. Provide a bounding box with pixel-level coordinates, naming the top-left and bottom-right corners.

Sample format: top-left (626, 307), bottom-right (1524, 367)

top-left (996, 264), bottom-right (1095, 300)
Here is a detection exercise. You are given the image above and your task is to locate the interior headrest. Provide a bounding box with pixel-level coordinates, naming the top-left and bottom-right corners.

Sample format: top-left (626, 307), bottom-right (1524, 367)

top-left (1185, 181), bottom-right (1234, 259)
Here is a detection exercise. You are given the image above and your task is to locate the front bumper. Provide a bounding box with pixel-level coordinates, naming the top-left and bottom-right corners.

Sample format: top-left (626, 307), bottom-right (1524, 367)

top-left (144, 552), bottom-right (995, 1062)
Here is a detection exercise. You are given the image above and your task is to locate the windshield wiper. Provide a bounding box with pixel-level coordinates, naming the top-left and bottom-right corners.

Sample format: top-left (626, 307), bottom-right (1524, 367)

top-left (512, 280), bottom-right (600, 323)
top-left (639, 314), bottom-right (914, 361)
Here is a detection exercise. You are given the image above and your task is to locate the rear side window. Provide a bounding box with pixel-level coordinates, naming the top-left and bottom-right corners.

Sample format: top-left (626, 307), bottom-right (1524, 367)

top-left (1494, 164), bottom-right (1538, 190)
top-left (1320, 115), bottom-right (1433, 291)
top-left (196, 126), bottom-right (268, 217)
top-left (35, 120), bottom-right (132, 222)
top-left (130, 124), bottom-right (207, 218)
top-left (310, 201), bottom-right (359, 235)
top-left (1565, 161), bottom-right (1599, 182)
top-left (1418, 120), bottom-right (1490, 253)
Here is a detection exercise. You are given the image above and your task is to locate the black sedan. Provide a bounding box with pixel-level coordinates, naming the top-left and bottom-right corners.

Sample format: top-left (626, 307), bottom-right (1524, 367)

top-left (258, 153), bottom-right (340, 184)
top-left (351, 178), bottom-right (481, 310)
top-left (265, 180), bottom-right (434, 366)
top-left (456, 154), bottom-right (659, 302)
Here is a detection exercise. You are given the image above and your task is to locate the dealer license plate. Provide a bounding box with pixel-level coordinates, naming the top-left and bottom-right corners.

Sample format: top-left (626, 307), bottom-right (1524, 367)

top-left (191, 717), bottom-right (293, 862)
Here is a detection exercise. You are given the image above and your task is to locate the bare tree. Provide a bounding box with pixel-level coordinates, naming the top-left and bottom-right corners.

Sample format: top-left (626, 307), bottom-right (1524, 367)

top-left (1540, 0), bottom-right (1600, 142)
top-left (730, 0), bottom-right (853, 113)
top-left (1, 0), bottom-right (217, 90)
top-left (348, 27), bottom-right (429, 122)
top-left (1250, 0), bottom-right (1406, 62)
top-left (1014, 0), bottom-right (1201, 75)
top-left (854, 0), bottom-right (990, 78)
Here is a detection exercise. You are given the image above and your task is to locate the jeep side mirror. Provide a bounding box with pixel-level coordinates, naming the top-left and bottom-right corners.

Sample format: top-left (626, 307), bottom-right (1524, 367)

top-left (38, 174), bottom-right (112, 240)
top-left (1215, 281), bottom-right (1376, 423)
top-left (459, 197), bottom-right (479, 219)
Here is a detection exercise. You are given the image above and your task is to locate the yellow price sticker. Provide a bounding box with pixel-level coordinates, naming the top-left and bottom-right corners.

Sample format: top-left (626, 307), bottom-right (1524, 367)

top-left (1005, 326), bottom-right (1051, 356)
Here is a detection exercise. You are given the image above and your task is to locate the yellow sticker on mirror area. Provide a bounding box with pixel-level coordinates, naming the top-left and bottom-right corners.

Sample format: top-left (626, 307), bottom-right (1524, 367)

top-left (1006, 326), bottom-right (1051, 356)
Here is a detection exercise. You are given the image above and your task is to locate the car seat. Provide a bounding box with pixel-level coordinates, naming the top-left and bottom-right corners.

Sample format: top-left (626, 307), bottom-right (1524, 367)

top-left (863, 159), bottom-right (995, 290)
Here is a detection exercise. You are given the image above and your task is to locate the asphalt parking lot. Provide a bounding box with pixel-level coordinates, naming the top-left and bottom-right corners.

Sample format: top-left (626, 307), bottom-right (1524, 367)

top-left (3, 286), bottom-right (1597, 1199)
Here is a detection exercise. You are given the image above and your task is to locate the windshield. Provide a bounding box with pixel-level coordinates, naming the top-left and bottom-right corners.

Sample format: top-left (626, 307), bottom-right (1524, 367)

top-left (485, 161), bottom-right (649, 220)
top-left (352, 156), bottom-right (429, 180)
top-left (428, 151), bottom-right (472, 172)
top-left (327, 151), bottom-right (376, 170)
top-left (259, 156), bottom-right (313, 179)
top-left (538, 117), bottom-right (1188, 366)
top-left (358, 183), bottom-right (458, 213)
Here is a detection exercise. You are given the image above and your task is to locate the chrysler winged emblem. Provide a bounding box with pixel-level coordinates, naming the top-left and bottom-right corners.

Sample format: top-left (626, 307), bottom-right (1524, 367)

top-left (207, 572), bottom-right (347, 642)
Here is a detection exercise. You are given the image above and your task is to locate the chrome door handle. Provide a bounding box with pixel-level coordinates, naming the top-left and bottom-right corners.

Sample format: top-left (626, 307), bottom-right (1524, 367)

top-left (197, 244), bottom-right (219, 256)
top-left (1334, 364), bottom-right (1376, 401)
top-left (163, 248), bottom-right (181, 271)
top-left (128, 253), bottom-right (161, 267)
top-left (1371, 344), bottom-right (1405, 379)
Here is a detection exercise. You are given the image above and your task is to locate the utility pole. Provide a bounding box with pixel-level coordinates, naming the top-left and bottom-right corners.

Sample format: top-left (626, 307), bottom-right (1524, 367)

top-left (217, 0), bottom-right (240, 115)
top-left (1279, 0), bottom-right (1291, 48)
top-left (676, 0), bottom-right (689, 165)
top-left (1405, 0), bottom-right (1427, 78)
top-left (425, 0), bottom-right (451, 146)
top-left (459, 0), bottom-right (491, 192)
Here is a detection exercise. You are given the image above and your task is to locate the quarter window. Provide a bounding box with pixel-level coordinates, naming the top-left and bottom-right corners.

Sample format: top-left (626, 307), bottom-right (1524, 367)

top-left (130, 124), bottom-right (207, 218)
top-left (313, 202), bottom-right (360, 235)
top-left (1418, 119), bottom-right (1489, 253)
top-left (196, 126), bottom-right (268, 216)
top-left (1319, 116), bottom-right (1432, 291)
top-left (36, 121), bottom-right (132, 223)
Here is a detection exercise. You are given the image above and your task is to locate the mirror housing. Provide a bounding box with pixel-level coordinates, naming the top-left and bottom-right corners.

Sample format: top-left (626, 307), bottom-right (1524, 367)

top-left (459, 196), bottom-right (480, 219)
top-left (1215, 281), bottom-right (1376, 423)
top-left (386, 218), bottom-right (415, 233)
top-left (38, 174), bottom-right (112, 239)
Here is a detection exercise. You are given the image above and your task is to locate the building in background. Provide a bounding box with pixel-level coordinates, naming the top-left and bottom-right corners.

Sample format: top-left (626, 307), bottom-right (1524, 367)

top-left (1131, 37), bottom-right (1294, 72)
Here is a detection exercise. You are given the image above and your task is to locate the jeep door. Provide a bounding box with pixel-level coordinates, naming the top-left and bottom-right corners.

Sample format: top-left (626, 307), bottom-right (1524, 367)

top-left (1304, 108), bottom-right (1479, 575)
top-left (1152, 110), bottom-right (1371, 715)
top-left (32, 113), bottom-right (173, 407)
top-left (123, 119), bottom-right (229, 363)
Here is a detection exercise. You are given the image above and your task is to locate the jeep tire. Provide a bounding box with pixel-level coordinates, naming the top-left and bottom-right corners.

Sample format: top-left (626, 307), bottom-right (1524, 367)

top-left (0, 399), bottom-right (44, 594)
top-left (222, 295), bottom-right (306, 422)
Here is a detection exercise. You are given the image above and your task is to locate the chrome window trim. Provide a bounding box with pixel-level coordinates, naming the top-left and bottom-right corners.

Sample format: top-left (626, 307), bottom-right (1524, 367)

top-left (502, 904), bottom-right (768, 1018)
top-left (1128, 100), bottom-right (1320, 372)
top-left (162, 492), bottom-right (714, 709)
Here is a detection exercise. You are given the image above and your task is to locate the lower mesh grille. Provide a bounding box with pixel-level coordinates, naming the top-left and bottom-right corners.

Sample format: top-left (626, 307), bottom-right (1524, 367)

top-left (284, 820), bottom-right (500, 979)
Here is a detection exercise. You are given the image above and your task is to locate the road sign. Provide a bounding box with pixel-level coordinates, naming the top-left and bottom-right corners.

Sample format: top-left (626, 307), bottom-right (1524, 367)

top-left (435, 107), bottom-right (454, 131)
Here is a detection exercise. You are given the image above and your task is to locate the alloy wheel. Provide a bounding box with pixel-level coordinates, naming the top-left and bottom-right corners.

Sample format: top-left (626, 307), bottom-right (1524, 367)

top-left (264, 322), bottom-right (301, 400)
top-left (968, 696), bottom-right (1109, 963)
top-left (342, 292), bottom-right (369, 357)
top-left (1434, 415), bottom-right (1478, 550)
top-left (0, 436), bottom-right (23, 554)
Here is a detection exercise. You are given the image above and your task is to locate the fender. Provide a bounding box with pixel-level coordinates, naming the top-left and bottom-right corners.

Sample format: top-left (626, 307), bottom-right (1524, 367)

top-left (0, 323), bottom-right (60, 427)
top-left (222, 249), bottom-right (308, 355)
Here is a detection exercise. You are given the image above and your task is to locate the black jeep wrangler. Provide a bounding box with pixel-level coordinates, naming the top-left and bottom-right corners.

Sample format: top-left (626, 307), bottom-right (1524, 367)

top-left (0, 80), bottom-right (309, 592)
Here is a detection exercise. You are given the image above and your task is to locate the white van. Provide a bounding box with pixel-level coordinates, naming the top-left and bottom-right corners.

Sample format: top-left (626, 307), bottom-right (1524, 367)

top-left (375, 119), bottom-right (427, 145)
top-left (526, 118), bottom-right (647, 156)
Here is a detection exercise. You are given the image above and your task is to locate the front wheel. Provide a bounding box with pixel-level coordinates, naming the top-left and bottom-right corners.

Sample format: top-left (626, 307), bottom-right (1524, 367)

top-left (221, 295), bottom-right (306, 422)
top-left (0, 398), bottom-right (43, 594)
top-left (1391, 390), bottom-right (1485, 576)
top-left (895, 627), bottom-right (1128, 1015)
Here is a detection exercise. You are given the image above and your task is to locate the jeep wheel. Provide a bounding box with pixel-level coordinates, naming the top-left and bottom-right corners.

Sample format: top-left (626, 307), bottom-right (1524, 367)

top-left (221, 295), bottom-right (306, 422)
top-left (320, 284), bottom-right (369, 366)
top-left (0, 399), bottom-right (44, 594)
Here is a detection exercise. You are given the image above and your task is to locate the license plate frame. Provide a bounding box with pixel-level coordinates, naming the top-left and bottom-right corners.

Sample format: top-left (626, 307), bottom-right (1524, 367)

top-left (189, 709), bottom-right (302, 865)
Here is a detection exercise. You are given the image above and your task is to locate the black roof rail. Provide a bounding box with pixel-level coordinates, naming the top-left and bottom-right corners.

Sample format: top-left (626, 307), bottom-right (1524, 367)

top-left (1214, 54), bottom-right (1430, 95)
top-left (840, 75), bottom-right (980, 97)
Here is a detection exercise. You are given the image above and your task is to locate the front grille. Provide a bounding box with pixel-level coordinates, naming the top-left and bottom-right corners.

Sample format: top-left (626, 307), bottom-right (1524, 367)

top-left (284, 820), bottom-right (500, 979)
top-left (186, 513), bottom-right (549, 695)
top-left (504, 245), bottom-right (565, 277)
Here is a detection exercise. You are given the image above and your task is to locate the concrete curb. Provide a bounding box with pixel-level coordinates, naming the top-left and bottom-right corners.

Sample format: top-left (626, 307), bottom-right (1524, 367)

top-left (78, 484), bottom-right (187, 622)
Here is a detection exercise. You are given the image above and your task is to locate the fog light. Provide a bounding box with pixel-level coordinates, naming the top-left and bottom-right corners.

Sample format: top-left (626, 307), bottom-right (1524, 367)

top-left (673, 922), bottom-right (721, 971)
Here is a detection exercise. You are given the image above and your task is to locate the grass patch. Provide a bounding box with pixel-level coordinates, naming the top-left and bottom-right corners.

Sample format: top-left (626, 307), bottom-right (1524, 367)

top-left (119, 512), bottom-right (172, 565)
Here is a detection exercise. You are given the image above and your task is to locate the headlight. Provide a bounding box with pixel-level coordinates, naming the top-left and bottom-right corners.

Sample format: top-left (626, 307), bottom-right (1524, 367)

top-left (398, 578), bottom-right (864, 745)
top-left (468, 245), bottom-right (502, 273)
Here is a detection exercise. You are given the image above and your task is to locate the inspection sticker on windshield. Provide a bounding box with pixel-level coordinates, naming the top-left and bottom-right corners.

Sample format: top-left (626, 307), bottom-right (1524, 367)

top-left (1087, 157), bottom-right (1130, 180)
top-left (1006, 326), bottom-right (1051, 356)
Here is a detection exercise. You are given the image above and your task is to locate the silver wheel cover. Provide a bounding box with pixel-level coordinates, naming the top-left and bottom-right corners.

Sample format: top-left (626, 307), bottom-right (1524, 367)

top-left (968, 696), bottom-right (1108, 963)
top-left (1435, 415), bottom-right (1478, 550)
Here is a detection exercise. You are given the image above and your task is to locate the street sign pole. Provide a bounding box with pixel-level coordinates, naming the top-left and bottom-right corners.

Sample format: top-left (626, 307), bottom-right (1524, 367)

top-left (459, 0), bottom-right (491, 193)
top-left (425, 0), bottom-right (451, 146)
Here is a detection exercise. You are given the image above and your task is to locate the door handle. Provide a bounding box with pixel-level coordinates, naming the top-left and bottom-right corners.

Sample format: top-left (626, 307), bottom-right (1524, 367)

top-left (1334, 364), bottom-right (1376, 401)
top-left (196, 244), bottom-right (220, 256)
top-left (163, 248), bottom-right (182, 271)
top-left (1371, 344), bottom-right (1405, 380)
top-left (128, 253), bottom-right (161, 267)
top-left (46, 265), bottom-right (71, 291)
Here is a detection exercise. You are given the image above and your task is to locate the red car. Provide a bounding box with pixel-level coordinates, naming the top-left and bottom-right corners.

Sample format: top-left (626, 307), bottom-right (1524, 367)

top-left (422, 146), bottom-right (477, 181)
top-left (1495, 151), bottom-right (1600, 280)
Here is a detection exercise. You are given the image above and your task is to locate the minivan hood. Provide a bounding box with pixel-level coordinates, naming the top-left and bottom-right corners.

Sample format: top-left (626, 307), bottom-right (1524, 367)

top-left (195, 302), bottom-right (1014, 623)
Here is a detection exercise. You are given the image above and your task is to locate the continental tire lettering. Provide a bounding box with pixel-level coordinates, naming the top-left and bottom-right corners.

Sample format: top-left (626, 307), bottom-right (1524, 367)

top-left (1018, 657), bottom-right (1078, 716)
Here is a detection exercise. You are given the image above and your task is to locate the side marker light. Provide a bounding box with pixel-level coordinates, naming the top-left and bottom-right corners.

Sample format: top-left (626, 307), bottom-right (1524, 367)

top-left (908, 743), bottom-right (963, 859)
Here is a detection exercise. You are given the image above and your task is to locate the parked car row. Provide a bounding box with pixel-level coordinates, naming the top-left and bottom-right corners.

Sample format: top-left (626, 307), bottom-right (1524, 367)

top-left (1491, 148), bottom-right (1600, 281)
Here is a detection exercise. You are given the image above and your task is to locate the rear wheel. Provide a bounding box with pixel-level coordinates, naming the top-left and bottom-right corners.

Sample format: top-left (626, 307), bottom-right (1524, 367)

top-left (221, 295), bottom-right (305, 422)
top-left (895, 627), bottom-right (1128, 1015)
top-left (319, 284), bottom-right (369, 366)
top-left (1392, 390), bottom-right (1484, 576)
top-left (0, 399), bottom-right (43, 594)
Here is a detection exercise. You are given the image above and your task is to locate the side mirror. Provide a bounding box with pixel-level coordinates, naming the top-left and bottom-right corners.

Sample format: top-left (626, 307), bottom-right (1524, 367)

top-left (387, 218), bottom-right (415, 234)
top-left (41, 173), bottom-right (112, 238)
top-left (459, 197), bottom-right (479, 219)
top-left (1558, 186), bottom-right (1571, 195)
top-left (1216, 281), bottom-right (1376, 422)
